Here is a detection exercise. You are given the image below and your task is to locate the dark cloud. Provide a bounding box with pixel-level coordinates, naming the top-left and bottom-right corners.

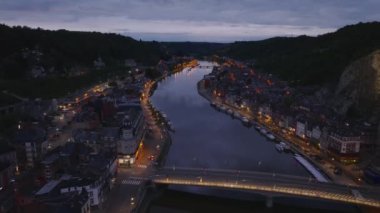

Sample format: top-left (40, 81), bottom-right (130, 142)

top-left (0, 0), bottom-right (379, 41)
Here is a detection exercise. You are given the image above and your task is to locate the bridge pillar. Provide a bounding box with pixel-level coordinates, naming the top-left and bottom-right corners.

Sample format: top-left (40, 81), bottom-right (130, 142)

top-left (265, 196), bottom-right (273, 208)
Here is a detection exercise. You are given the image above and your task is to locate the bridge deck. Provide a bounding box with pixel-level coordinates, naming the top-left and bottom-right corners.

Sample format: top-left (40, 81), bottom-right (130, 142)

top-left (151, 167), bottom-right (380, 208)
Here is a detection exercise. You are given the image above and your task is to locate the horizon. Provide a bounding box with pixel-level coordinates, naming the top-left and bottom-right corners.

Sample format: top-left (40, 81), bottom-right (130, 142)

top-left (1, 21), bottom-right (374, 44)
top-left (0, 22), bottom-right (337, 43)
top-left (1, 0), bottom-right (379, 42)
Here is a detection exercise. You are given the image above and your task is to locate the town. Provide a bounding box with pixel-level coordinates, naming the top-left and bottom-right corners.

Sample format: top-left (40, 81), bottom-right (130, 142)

top-left (1, 52), bottom-right (380, 212)
top-left (199, 58), bottom-right (380, 186)
top-left (1, 54), bottom-right (380, 212)
top-left (0, 57), bottom-right (198, 212)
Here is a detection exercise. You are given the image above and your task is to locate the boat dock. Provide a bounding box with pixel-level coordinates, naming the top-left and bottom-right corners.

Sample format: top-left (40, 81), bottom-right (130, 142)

top-left (294, 154), bottom-right (329, 183)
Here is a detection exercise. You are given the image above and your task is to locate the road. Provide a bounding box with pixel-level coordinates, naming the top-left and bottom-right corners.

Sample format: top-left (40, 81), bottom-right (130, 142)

top-left (46, 82), bottom-right (110, 151)
top-left (98, 79), bottom-right (171, 213)
top-left (99, 167), bottom-right (149, 213)
top-left (152, 167), bottom-right (380, 208)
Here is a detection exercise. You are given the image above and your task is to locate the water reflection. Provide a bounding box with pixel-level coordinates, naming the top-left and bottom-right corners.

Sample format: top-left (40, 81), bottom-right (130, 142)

top-left (151, 61), bottom-right (309, 177)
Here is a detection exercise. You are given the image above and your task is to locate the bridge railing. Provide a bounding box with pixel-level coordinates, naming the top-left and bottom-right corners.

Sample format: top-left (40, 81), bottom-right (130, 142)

top-left (155, 166), bottom-right (336, 188)
top-left (157, 166), bottom-right (311, 181)
top-left (152, 174), bottom-right (380, 208)
top-left (153, 172), bottom-right (353, 196)
top-left (153, 167), bottom-right (380, 197)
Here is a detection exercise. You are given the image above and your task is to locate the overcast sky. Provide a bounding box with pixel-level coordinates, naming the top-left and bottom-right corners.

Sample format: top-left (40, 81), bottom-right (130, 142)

top-left (0, 0), bottom-right (379, 42)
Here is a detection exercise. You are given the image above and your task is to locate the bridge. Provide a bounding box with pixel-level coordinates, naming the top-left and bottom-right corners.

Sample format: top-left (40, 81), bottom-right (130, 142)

top-left (146, 167), bottom-right (380, 208)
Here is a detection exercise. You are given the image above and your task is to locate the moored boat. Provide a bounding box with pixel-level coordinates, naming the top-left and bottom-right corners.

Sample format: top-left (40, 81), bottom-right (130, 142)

top-left (280, 141), bottom-right (291, 152)
top-left (168, 121), bottom-right (175, 132)
top-left (260, 128), bottom-right (267, 135)
top-left (266, 133), bottom-right (275, 140)
top-left (283, 144), bottom-right (291, 152)
top-left (241, 117), bottom-right (251, 126)
top-left (233, 112), bottom-right (241, 118)
top-left (275, 144), bottom-right (284, 152)
top-left (241, 116), bottom-right (249, 123)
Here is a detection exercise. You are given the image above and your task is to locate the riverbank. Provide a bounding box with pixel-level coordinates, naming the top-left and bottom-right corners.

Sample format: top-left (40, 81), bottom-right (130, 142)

top-left (143, 63), bottom-right (197, 167)
top-left (197, 79), bottom-right (334, 183)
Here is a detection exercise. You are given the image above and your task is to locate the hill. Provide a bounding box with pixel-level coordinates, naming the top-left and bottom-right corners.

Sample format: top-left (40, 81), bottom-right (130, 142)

top-left (221, 22), bottom-right (380, 85)
top-left (0, 24), bottom-right (168, 98)
top-left (1, 22), bottom-right (380, 97)
top-left (161, 42), bottom-right (227, 57)
top-left (0, 24), bottom-right (167, 80)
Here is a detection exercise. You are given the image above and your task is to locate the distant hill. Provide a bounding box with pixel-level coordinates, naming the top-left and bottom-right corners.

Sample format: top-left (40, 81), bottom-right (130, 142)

top-left (0, 24), bottom-right (167, 80)
top-left (161, 42), bottom-right (228, 57)
top-left (221, 22), bottom-right (380, 85)
top-left (1, 21), bottom-right (380, 91)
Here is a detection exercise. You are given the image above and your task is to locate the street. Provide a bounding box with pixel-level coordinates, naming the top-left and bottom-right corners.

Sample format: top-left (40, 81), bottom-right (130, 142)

top-left (97, 79), bottom-right (171, 213)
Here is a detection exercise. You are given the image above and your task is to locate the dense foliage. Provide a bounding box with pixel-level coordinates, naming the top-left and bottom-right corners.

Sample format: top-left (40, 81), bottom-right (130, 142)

top-left (222, 22), bottom-right (380, 85)
top-left (161, 42), bottom-right (227, 57)
top-left (0, 24), bottom-right (167, 80)
top-left (0, 24), bottom-right (169, 98)
top-left (1, 21), bottom-right (380, 97)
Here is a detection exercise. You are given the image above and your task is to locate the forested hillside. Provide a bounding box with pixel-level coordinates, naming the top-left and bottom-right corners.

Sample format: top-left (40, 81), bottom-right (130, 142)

top-left (1, 21), bottom-right (380, 98)
top-left (161, 42), bottom-right (227, 57)
top-left (0, 24), bottom-right (166, 80)
top-left (222, 22), bottom-right (380, 85)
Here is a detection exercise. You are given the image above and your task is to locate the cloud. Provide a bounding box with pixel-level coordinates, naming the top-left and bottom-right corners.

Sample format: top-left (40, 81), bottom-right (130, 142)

top-left (0, 0), bottom-right (379, 41)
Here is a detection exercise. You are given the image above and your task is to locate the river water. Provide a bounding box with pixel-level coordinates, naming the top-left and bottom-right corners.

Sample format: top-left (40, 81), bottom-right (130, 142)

top-left (151, 61), bottom-right (309, 177)
top-left (147, 61), bottom-right (355, 213)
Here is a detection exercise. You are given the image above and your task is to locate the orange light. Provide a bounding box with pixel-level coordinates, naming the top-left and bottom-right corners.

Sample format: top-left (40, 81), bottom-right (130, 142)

top-left (134, 141), bottom-right (144, 160)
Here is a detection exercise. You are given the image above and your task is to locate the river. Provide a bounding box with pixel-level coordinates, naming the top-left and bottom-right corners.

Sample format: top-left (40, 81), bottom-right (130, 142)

top-left (146, 61), bottom-right (355, 213)
top-left (151, 61), bottom-right (309, 176)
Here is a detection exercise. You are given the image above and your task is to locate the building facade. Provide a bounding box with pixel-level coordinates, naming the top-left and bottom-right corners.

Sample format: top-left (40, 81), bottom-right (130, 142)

top-left (117, 108), bottom-right (145, 166)
top-left (328, 131), bottom-right (361, 164)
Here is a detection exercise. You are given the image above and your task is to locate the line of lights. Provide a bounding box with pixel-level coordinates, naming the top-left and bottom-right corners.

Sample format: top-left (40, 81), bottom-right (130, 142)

top-left (153, 178), bottom-right (380, 208)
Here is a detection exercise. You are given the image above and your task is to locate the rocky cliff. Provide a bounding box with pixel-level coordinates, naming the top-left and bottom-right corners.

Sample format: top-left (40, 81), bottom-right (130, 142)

top-left (333, 50), bottom-right (380, 121)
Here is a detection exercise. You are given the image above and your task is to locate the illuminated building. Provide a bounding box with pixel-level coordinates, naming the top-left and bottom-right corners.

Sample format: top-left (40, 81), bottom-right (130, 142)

top-left (117, 107), bottom-right (145, 166)
top-left (327, 130), bottom-right (361, 164)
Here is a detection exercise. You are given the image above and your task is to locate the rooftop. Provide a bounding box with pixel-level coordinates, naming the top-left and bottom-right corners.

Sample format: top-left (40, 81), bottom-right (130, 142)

top-left (35, 180), bottom-right (61, 196)
top-left (0, 143), bottom-right (15, 155)
top-left (41, 153), bottom-right (60, 165)
top-left (0, 92), bottom-right (23, 107)
top-left (13, 126), bottom-right (46, 144)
